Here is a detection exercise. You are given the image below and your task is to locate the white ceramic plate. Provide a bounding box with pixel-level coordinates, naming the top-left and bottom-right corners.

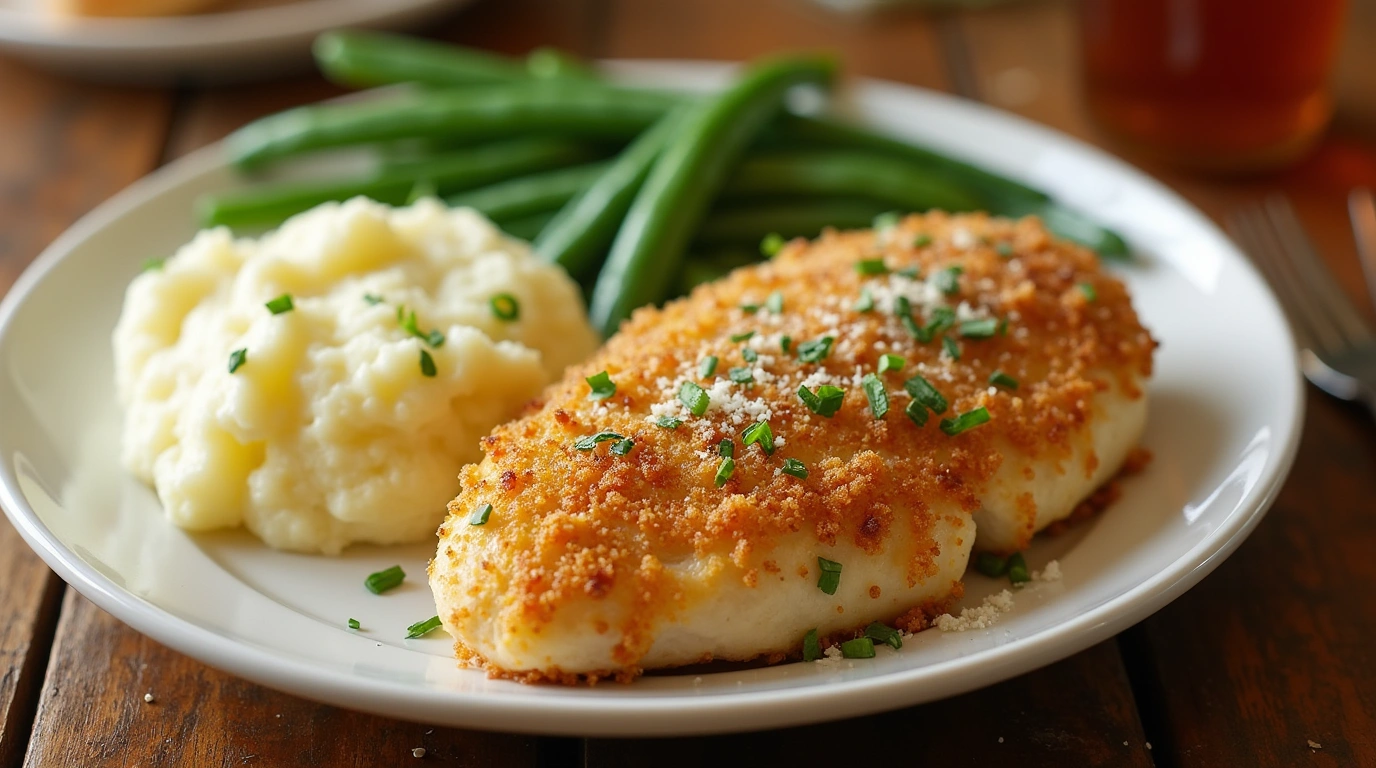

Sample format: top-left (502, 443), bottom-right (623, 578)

top-left (0, 61), bottom-right (1303, 736)
top-left (0, 0), bottom-right (469, 83)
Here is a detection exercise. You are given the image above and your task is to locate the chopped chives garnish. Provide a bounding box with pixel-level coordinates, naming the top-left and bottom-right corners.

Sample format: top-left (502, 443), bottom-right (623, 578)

top-left (902, 314), bottom-right (927, 341)
top-left (227, 348), bottom-right (247, 374)
top-left (610, 439), bottom-right (635, 456)
top-left (1078, 283), bottom-right (1098, 302)
top-left (405, 615), bottom-right (443, 639)
top-left (913, 233), bottom-right (932, 248)
top-left (728, 366), bottom-right (754, 384)
top-left (265, 293), bottom-right (294, 314)
top-left (797, 384), bottom-right (845, 417)
top-left (761, 232), bottom-right (785, 257)
top-left (347, 618), bottom-right (360, 630)
top-left (942, 336), bottom-right (961, 360)
top-left (742, 347), bottom-right (758, 363)
top-left (364, 565), bottom-right (405, 595)
top-left (959, 317), bottom-right (1000, 338)
top-left (975, 552), bottom-right (1008, 577)
top-left (780, 335), bottom-right (792, 353)
top-left (1007, 551), bottom-right (1030, 584)
top-left (699, 356), bottom-right (719, 378)
top-left (655, 415), bottom-right (683, 429)
top-left (856, 258), bottom-right (888, 276)
top-left (419, 349), bottom-right (437, 377)
top-left (940, 406), bottom-right (991, 436)
top-left (861, 373), bottom-right (889, 420)
top-left (781, 458), bottom-right (808, 479)
top-left (742, 420), bottom-right (775, 455)
top-left (490, 293), bottom-right (520, 320)
top-left (766, 291), bottom-right (784, 314)
top-left (817, 557), bottom-right (842, 595)
top-left (586, 371), bottom-right (616, 400)
top-left (895, 296), bottom-right (928, 341)
top-left (718, 439), bottom-right (734, 458)
top-left (802, 628), bottom-right (822, 662)
top-left (989, 370), bottom-right (1019, 390)
top-left (363, 293), bottom-right (384, 305)
top-left (854, 288), bottom-right (875, 313)
top-left (998, 318), bottom-right (1010, 336)
top-left (904, 399), bottom-right (928, 426)
top-left (796, 336), bottom-right (834, 363)
top-left (995, 242), bottom-right (1014, 257)
top-left (878, 353), bottom-right (905, 374)
top-left (141, 257), bottom-right (165, 271)
top-left (679, 381), bottom-right (710, 416)
top-left (715, 457), bottom-right (735, 487)
top-left (469, 503), bottom-right (492, 525)
top-left (925, 305), bottom-right (955, 335)
top-left (897, 266), bottom-right (921, 279)
top-left (935, 266), bottom-right (963, 295)
top-left (401, 309), bottom-right (445, 348)
top-left (730, 330), bottom-right (755, 343)
top-left (574, 431), bottom-right (625, 450)
top-left (739, 302), bottom-right (760, 314)
top-left (904, 375), bottom-right (949, 414)
top-left (864, 621), bottom-right (903, 650)
top-left (840, 637), bottom-right (875, 659)
top-left (873, 211), bottom-right (901, 230)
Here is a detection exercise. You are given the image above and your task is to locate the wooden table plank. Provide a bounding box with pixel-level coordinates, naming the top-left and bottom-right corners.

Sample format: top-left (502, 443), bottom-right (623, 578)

top-left (1134, 397), bottom-right (1376, 766)
top-left (0, 53), bottom-right (172, 767)
top-left (586, 3), bottom-right (1154, 764)
top-left (22, 593), bottom-right (541, 768)
top-left (586, 642), bottom-right (1152, 768)
top-left (0, 523), bottom-right (61, 768)
top-left (17, 4), bottom-right (595, 766)
top-left (952, 2), bottom-right (1376, 765)
top-left (602, 0), bottom-right (949, 90)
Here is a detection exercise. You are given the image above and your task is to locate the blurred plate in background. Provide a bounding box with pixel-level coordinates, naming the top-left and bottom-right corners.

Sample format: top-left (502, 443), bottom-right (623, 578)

top-left (0, 0), bottom-right (471, 83)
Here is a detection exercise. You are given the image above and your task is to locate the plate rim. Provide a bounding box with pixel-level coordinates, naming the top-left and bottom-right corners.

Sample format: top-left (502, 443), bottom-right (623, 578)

top-left (0, 0), bottom-right (462, 49)
top-left (0, 60), bottom-right (1306, 736)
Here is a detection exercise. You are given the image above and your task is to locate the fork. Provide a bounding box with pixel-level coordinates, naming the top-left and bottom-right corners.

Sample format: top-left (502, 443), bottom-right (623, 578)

top-left (1227, 193), bottom-right (1376, 411)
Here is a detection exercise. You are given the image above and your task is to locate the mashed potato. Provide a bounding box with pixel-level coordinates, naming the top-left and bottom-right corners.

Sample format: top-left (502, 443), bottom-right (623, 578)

top-left (113, 197), bottom-right (599, 554)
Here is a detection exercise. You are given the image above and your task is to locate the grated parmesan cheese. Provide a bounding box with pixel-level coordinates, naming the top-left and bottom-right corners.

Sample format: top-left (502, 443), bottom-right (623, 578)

top-left (932, 589), bottom-right (1016, 632)
top-left (1032, 560), bottom-right (1062, 582)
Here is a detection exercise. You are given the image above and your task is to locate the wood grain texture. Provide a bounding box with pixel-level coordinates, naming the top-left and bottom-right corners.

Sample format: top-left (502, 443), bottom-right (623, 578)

top-left (0, 523), bottom-right (61, 768)
top-left (600, 0), bottom-right (949, 90)
top-left (587, 642), bottom-right (1152, 768)
top-left (953, 2), bottom-right (1376, 765)
top-left (1132, 397), bottom-right (1376, 766)
top-left (23, 592), bottom-right (541, 768)
top-left (0, 52), bottom-right (172, 767)
top-left (586, 2), bottom-right (1154, 764)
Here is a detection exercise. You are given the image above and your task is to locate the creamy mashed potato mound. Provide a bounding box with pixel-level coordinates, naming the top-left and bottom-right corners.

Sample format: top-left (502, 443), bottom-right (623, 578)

top-left (114, 197), bottom-right (598, 554)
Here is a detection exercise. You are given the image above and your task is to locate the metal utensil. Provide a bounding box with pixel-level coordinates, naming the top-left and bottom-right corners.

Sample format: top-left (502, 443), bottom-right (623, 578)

top-left (1227, 194), bottom-right (1376, 411)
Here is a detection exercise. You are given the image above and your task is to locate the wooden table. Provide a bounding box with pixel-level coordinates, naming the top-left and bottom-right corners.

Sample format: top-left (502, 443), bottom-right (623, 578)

top-left (2, 1), bottom-right (1375, 765)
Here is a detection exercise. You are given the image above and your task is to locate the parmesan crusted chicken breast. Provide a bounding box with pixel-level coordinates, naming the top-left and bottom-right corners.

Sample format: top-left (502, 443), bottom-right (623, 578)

top-left (430, 212), bottom-right (1156, 682)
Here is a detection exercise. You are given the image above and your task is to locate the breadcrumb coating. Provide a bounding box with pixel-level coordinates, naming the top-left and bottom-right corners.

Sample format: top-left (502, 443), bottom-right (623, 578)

top-left (430, 212), bottom-right (1156, 683)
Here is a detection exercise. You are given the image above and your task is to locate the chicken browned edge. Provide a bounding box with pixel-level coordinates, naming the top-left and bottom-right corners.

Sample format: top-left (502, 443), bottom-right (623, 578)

top-left (430, 211), bottom-right (1157, 684)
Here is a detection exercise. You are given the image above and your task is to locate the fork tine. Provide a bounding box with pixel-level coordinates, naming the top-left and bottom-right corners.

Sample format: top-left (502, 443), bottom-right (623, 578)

top-left (1263, 194), bottom-right (1374, 345)
top-left (1228, 206), bottom-right (1333, 353)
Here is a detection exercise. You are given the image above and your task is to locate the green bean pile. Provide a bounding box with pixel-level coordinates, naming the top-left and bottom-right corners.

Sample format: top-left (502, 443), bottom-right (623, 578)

top-left (206, 30), bottom-right (1129, 337)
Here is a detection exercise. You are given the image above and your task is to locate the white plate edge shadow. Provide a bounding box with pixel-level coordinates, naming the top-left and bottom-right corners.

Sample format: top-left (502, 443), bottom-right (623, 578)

top-left (0, 61), bottom-right (1306, 736)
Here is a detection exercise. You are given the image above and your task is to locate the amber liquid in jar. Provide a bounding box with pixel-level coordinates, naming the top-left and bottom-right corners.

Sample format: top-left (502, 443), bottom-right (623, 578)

top-left (1081, 0), bottom-right (1347, 173)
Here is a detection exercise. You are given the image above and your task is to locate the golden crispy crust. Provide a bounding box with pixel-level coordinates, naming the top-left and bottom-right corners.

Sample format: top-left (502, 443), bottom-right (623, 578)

top-left (431, 212), bottom-right (1156, 680)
